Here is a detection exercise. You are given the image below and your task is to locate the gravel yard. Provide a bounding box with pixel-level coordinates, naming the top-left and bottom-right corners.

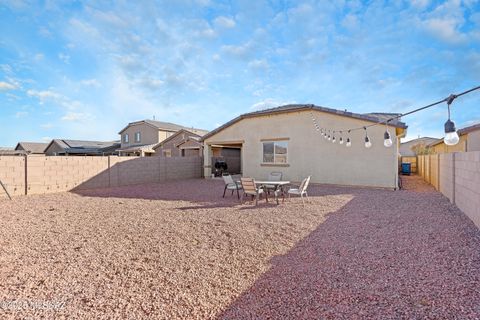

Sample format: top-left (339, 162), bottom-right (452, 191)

top-left (0, 176), bottom-right (479, 319)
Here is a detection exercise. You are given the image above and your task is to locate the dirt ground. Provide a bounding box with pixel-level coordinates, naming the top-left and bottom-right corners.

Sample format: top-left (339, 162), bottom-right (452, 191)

top-left (0, 176), bottom-right (479, 319)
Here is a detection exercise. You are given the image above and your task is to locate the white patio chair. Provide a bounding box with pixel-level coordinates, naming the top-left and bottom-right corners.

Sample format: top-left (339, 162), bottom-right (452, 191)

top-left (222, 174), bottom-right (242, 199)
top-left (265, 171), bottom-right (282, 194)
top-left (288, 176), bottom-right (311, 205)
top-left (240, 177), bottom-right (267, 205)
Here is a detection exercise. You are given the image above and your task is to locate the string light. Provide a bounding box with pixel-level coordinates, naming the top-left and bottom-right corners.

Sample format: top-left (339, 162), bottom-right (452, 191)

top-left (364, 127), bottom-right (372, 148)
top-left (383, 122), bottom-right (393, 148)
top-left (309, 85), bottom-right (480, 149)
top-left (444, 94), bottom-right (460, 146)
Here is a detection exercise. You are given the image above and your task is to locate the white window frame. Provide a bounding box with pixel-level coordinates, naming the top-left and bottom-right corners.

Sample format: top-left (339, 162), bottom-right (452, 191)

top-left (262, 140), bottom-right (288, 164)
top-left (124, 133), bottom-right (129, 143)
top-left (134, 132), bottom-right (141, 143)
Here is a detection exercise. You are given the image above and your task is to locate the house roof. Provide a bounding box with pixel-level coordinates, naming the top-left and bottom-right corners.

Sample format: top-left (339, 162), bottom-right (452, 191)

top-left (427, 122), bottom-right (480, 147)
top-left (399, 137), bottom-right (439, 156)
top-left (118, 119), bottom-right (209, 135)
top-left (45, 139), bottom-right (120, 154)
top-left (117, 143), bottom-right (157, 153)
top-left (201, 104), bottom-right (407, 141)
top-left (15, 142), bottom-right (49, 153)
top-left (152, 129), bottom-right (202, 150)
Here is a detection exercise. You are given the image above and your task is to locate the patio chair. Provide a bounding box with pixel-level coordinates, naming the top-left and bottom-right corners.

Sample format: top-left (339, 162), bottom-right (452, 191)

top-left (288, 176), bottom-right (311, 205)
top-left (265, 171), bottom-right (282, 194)
top-left (222, 174), bottom-right (243, 199)
top-left (240, 177), bottom-right (267, 205)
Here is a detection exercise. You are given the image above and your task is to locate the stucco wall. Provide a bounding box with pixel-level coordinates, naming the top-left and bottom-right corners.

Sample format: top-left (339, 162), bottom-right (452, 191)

top-left (0, 155), bottom-right (202, 197)
top-left (467, 130), bottom-right (480, 152)
top-left (204, 110), bottom-right (400, 188)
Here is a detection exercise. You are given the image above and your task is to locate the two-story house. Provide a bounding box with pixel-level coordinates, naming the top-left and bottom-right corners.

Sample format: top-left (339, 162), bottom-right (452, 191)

top-left (117, 119), bottom-right (208, 156)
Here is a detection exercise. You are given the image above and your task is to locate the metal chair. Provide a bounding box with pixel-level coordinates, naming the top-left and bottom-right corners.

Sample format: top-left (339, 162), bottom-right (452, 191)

top-left (222, 174), bottom-right (242, 199)
top-left (288, 176), bottom-right (311, 205)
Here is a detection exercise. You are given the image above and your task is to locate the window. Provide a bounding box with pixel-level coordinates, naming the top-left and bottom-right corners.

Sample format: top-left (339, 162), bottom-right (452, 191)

top-left (163, 149), bottom-right (171, 157)
top-left (263, 141), bottom-right (288, 164)
top-left (123, 133), bottom-right (129, 143)
top-left (181, 149), bottom-right (185, 157)
top-left (134, 132), bottom-right (141, 143)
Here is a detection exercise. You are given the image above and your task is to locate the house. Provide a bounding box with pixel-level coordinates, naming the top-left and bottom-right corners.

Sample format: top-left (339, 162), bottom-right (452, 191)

top-left (15, 142), bottom-right (49, 154)
top-left (399, 137), bottom-right (438, 156)
top-left (153, 129), bottom-right (204, 157)
top-left (117, 119), bottom-right (208, 156)
top-left (427, 122), bottom-right (480, 154)
top-left (201, 104), bottom-right (408, 189)
top-left (0, 147), bottom-right (26, 156)
top-left (44, 139), bottom-right (121, 156)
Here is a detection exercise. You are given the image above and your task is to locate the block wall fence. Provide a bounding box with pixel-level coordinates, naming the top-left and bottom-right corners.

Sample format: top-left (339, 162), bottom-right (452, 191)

top-left (418, 151), bottom-right (480, 228)
top-left (0, 155), bottom-right (203, 198)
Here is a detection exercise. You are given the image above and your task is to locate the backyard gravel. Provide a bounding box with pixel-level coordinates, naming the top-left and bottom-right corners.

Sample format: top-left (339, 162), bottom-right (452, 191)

top-left (0, 176), bottom-right (479, 319)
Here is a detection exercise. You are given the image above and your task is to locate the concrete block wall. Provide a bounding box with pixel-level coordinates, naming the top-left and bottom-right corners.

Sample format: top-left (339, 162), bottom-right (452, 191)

top-left (0, 156), bottom-right (26, 198)
top-left (419, 151), bottom-right (480, 228)
top-left (0, 155), bottom-right (203, 196)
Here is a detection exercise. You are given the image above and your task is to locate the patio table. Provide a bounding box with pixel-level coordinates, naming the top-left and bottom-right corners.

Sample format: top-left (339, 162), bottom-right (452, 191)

top-left (254, 180), bottom-right (290, 205)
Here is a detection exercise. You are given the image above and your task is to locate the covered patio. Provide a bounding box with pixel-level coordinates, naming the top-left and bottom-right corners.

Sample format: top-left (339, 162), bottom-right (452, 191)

top-left (0, 176), bottom-right (479, 318)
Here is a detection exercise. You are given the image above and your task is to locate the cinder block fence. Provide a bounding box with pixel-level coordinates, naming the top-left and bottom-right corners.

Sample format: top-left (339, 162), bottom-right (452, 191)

top-left (418, 151), bottom-right (480, 228)
top-left (0, 155), bottom-right (203, 197)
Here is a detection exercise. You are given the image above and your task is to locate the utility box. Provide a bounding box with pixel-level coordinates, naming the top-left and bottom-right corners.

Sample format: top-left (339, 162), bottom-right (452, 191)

top-left (401, 163), bottom-right (411, 175)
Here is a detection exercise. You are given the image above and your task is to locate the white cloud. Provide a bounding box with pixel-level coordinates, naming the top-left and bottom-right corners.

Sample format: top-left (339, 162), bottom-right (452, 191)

top-left (80, 78), bottom-right (101, 87)
top-left (214, 16), bottom-right (236, 28)
top-left (61, 112), bottom-right (92, 121)
top-left (15, 111), bottom-right (28, 118)
top-left (248, 59), bottom-right (269, 70)
top-left (40, 123), bottom-right (53, 129)
top-left (410, 0), bottom-right (430, 9)
top-left (423, 18), bottom-right (467, 43)
top-left (221, 41), bottom-right (255, 59)
top-left (251, 98), bottom-right (291, 111)
top-left (0, 81), bottom-right (17, 91)
top-left (58, 53), bottom-right (70, 64)
top-left (26, 89), bottom-right (62, 101)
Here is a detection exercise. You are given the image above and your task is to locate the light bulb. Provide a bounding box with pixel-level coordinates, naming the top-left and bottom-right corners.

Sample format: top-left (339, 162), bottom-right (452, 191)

top-left (444, 119), bottom-right (460, 146)
top-left (332, 136), bottom-right (336, 143)
top-left (328, 135), bottom-right (331, 141)
top-left (364, 136), bottom-right (372, 148)
top-left (339, 137), bottom-right (344, 144)
top-left (383, 131), bottom-right (392, 148)
top-left (346, 138), bottom-right (351, 147)
top-left (444, 132), bottom-right (459, 146)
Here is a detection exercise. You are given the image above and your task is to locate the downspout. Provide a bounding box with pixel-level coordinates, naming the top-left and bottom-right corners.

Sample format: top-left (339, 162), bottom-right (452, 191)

top-left (396, 128), bottom-right (407, 190)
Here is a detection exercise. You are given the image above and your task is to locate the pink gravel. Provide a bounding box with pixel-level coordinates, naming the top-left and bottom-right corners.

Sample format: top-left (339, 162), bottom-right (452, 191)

top-left (0, 176), bottom-right (479, 319)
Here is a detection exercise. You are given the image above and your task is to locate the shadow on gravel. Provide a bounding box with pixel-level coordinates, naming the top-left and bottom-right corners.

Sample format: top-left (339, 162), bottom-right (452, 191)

top-left (217, 176), bottom-right (480, 319)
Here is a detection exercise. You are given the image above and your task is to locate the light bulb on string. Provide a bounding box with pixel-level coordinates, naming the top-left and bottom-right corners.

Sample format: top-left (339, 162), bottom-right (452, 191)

top-left (444, 94), bottom-right (460, 146)
top-left (339, 131), bottom-right (344, 144)
top-left (383, 122), bottom-right (393, 148)
top-left (346, 130), bottom-right (352, 147)
top-left (364, 127), bottom-right (372, 148)
top-left (332, 131), bottom-right (336, 143)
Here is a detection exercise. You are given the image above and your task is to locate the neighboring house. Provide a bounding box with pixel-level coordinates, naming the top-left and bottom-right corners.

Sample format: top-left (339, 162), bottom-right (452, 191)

top-left (117, 119), bottom-right (208, 156)
top-left (153, 129), bottom-right (204, 157)
top-left (428, 123), bottom-right (480, 154)
top-left (15, 142), bottom-right (49, 154)
top-left (399, 137), bottom-right (438, 156)
top-left (44, 139), bottom-right (120, 156)
top-left (201, 104), bottom-right (408, 189)
top-left (0, 147), bottom-right (26, 156)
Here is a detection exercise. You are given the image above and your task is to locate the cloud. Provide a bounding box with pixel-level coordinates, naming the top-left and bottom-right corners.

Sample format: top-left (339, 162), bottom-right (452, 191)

top-left (221, 41), bottom-right (255, 59)
top-left (26, 89), bottom-right (62, 101)
top-left (40, 123), bottom-right (53, 129)
top-left (251, 98), bottom-right (291, 111)
top-left (422, 18), bottom-right (467, 43)
top-left (0, 81), bottom-right (17, 91)
top-left (214, 16), bottom-right (236, 28)
top-left (15, 111), bottom-right (28, 118)
top-left (80, 78), bottom-right (101, 87)
top-left (61, 112), bottom-right (92, 121)
top-left (248, 59), bottom-right (269, 70)
top-left (58, 52), bottom-right (70, 64)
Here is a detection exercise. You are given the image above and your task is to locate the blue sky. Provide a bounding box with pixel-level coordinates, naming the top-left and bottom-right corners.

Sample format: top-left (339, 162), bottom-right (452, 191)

top-left (0, 0), bottom-right (479, 146)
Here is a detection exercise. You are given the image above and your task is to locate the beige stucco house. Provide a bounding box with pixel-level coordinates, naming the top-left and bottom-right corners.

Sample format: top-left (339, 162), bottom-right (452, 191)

top-left (44, 139), bottom-right (120, 156)
top-left (153, 129), bottom-right (204, 157)
top-left (118, 120), bottom-right (208, 156)
top-left (201, 104), bottom-right (407, 189)
top-left (428, 123), bottom-right (480, 154)
top-left (399, 137), bottom-right (438, 156)
top-left (15, 142), bottom-right (49, 154)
